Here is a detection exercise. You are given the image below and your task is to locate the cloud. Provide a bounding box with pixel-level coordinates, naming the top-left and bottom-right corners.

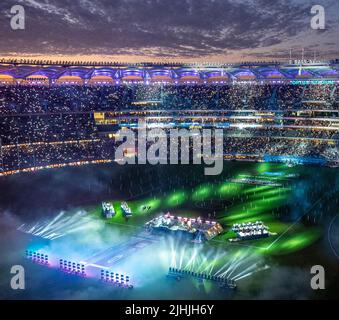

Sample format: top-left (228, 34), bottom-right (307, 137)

top-left (0, 0), bottom-right (338, 61)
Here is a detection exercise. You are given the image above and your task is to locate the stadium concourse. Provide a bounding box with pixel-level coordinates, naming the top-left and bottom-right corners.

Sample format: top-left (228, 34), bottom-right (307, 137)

top-left (0, 60), bottom-right (338, 175)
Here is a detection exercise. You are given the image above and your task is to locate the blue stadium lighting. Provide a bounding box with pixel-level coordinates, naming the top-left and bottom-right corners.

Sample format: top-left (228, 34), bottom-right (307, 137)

top-left (167, 267), bottom-right (237, 289)
top-left (25, 250), bottom-right (49, 266)
top-left (59, 259), bottom-right (86, 277)
top-left (100, 269), bottom-right (133, 289)
top-left (18, 211), bottom-right (97, 240)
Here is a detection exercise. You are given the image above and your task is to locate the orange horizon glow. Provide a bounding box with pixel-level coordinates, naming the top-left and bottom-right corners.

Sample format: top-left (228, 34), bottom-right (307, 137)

top-left (0, 53), bottom-right (288, 64)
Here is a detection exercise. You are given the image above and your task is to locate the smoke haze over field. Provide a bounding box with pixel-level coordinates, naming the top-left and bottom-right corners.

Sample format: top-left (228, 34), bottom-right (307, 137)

top-left (0, 163), bottom-right (338, 299)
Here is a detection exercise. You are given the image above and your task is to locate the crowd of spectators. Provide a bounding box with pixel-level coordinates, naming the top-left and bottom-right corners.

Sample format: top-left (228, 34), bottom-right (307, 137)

top-left (0, 113), bottom-right (97, 144)
top-left (0, 83), bottom-right (338, 173)
top-left (1, 140), bottom-right (115, 172)
top-left (0, 83), bottom-right (337, 115)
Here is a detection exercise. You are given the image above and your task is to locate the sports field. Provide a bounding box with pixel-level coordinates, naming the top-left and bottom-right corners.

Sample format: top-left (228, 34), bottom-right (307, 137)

top-left (85, 162), bottom-right (332, 257)
top-left (1, 161), bottom-right (338, 299)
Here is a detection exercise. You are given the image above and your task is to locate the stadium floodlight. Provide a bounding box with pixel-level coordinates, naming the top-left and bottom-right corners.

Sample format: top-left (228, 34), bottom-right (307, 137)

top-left (18, 210), bottom-right (99, 240)
top-left (26, 250), bottom-right (49, 265)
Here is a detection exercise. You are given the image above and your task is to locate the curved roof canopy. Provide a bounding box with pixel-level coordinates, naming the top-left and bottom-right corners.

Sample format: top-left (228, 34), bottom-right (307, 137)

top-left (0, 62), bottom-right (338, 82)
top-left (91, 68), bottom-right (118, 78)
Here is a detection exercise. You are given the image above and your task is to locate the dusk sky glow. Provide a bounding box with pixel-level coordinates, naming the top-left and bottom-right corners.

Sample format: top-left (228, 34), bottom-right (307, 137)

top-left (0, 0), bottom-right (338, 62)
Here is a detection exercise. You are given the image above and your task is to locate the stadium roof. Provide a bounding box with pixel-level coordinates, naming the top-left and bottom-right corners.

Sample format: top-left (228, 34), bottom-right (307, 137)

top-left (0, 61), bottom-right (338, 82)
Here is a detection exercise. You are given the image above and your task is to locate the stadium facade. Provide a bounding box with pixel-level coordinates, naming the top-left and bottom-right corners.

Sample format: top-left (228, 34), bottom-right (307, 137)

top-left (0, 60), bottom-right (338, 176)
top-left (0, 60), bottom-right (339, 85)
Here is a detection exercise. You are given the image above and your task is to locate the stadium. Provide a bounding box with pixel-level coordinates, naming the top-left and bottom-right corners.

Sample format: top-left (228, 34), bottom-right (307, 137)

top-left (0, 59), bottom-right (339, 300)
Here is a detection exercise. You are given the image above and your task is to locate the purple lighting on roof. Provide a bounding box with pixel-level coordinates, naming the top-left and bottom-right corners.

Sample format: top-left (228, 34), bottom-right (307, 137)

top-left (150, 70), bottom-right (171, 77)
top-left (260, 70), bottom-right (284, 78)
top-left (206, 71), bottom-right (228, 78)
top-left (180, 71), bottom-right (199, 77)
top-left (92, 72), bottom-right (113, 78)
top-left (122, 70), bottom-right (143, 77)
top-left (234, 71), bottom-right (255, 77)
top-left (92, 69), bottom-right (116, 78)
top-left (0, 62), bottom-right (338, 83)
top-left (317, 69), bottom-right (339, 76)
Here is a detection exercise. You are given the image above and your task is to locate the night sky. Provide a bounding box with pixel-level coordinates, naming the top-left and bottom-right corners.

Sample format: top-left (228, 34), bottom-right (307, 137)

top-left (0, 0), bottom-right (338, 62)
